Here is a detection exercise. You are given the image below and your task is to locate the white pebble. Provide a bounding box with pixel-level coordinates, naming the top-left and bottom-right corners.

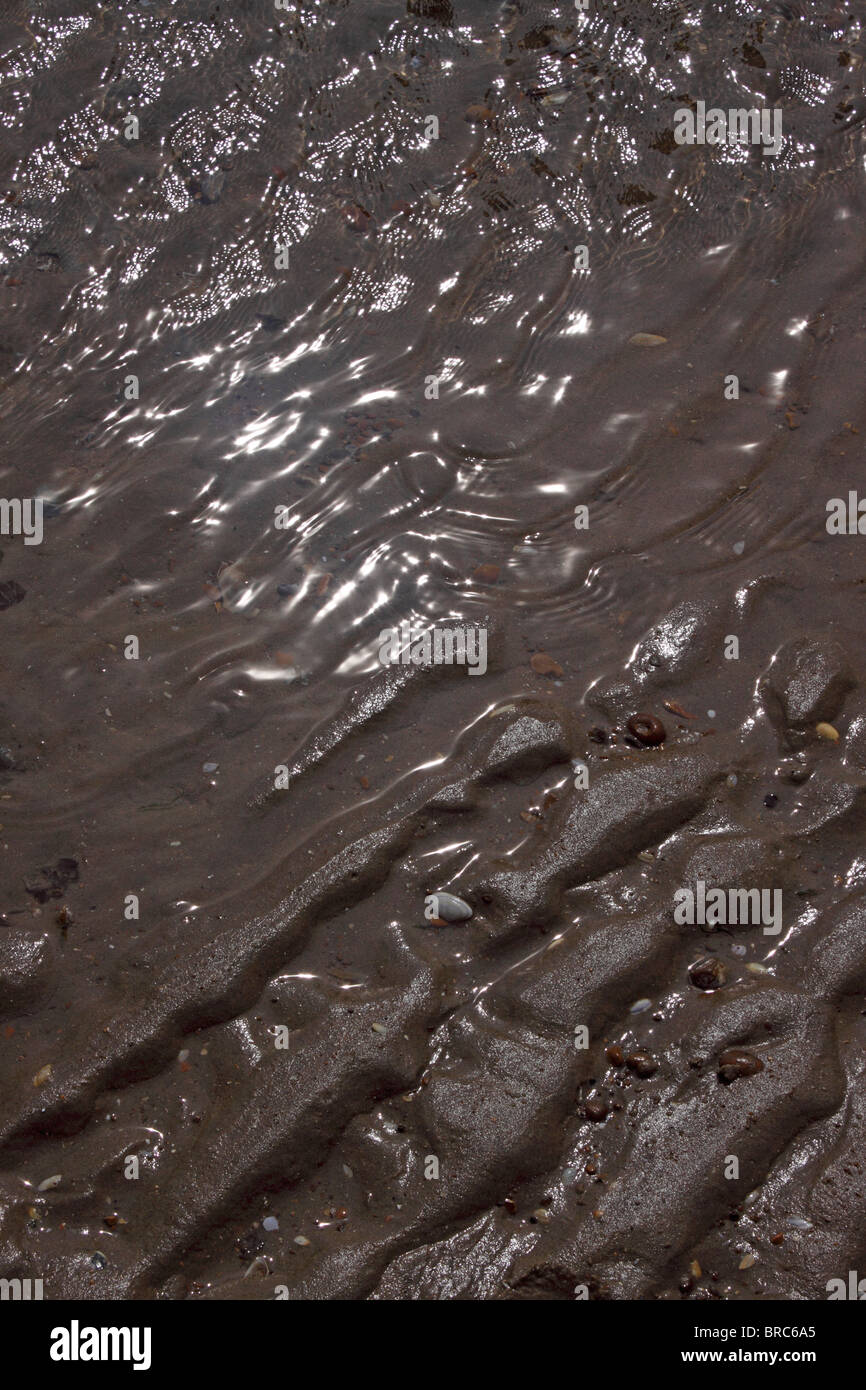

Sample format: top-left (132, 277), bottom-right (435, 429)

top-left (630, 998), bottom-right (652, 1014)
top-left (294, 1235), bottom-right (310, 1247)
top-left (424, 891), bottom-right (472, 923)
top-left (262, 1216), bottom-right (279, 1232)
top-left (37, 1174), bottom-right (62, 1192)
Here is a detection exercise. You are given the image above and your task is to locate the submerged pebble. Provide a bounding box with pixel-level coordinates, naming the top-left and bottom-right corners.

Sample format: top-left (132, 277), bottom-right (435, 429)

top-left (530, 652), bottom-right (563, 677)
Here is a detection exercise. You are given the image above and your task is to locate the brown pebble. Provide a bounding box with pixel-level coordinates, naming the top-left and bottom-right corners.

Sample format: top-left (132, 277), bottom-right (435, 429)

top-left (689, 956), bottom-right (727, 991)
top-left (606, 1043), bottom-right (625, 1066)
top-left (626, 1050), bottom-right (658, 1078)
top-left (473, 563), bottom-right (500, 584)
top-left (770, 1232), bottom-right (784, 1245)
top-left (530, 652), bottom-right (563, 677)
top-left (584, 1097), bottom-right (609, 1122)
top-left (718, 1048), bottom-right (764, 1083)
top-left (627, 713), bottom-right (666, 746)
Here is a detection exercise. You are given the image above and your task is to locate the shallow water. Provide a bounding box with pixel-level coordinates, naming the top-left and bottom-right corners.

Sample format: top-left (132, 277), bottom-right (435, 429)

top-left (2, 0), bottom-right (866, 1300)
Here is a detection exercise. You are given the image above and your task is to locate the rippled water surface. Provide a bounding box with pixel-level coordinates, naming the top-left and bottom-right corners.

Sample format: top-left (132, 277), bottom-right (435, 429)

top-left (2, 0), bottom-right (866, 1301)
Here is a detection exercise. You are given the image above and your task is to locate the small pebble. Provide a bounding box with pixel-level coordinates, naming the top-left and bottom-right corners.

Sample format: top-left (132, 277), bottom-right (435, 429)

top-left (689, 956), bottom-right (727, 991)
top-left (424, 891), bottom-right (472, 923)
top-left (33, 1065), bottom-right (52, 1088)
top-left (465, 104), bottom-right (495, 124)
top-left (584, 1097), bottom-right (609, 1123)
top-left (203, 762), bottom-right (219, 773)
top-left (726, 773), bottom-right (738, 788)
top-left (530, 652), bottom-right (563, 677)
top-left (627, 713), bottom-right (666, 746)
top-left (293, 1235), bottom-right (310, 1247)
top-left (90, 1252), bottom-right (108, 1269)
top-left (718, 1048), bottom-right (764, 1083)
top-left (763, 792), bottom-right (778, 808)
top-left (690, 1259), bottom-right (702, 1279)
top-left (730, 942), bottom-right (747, 957)
top-left (816, 721), bottom-right (840, 742)
top-left (37, 1174), bottom-right (62, 1192)
top-left (606, 1043), bottom-right (625, 1066)
top-left (738, 1253), bottom-right (756, 1270)
top-left (786, 1217), bottom-right (813, 1232)
top-left (628, 332), bottom-right (667, 347)
top-left (531, 1207), bottom-right (551, 1223)
top-left (746, 962), bottom-right (770, 975)
top-left (262, 1216), bottom-right (279, 1232)
top-left (371, 1022), bottom-right (386, 1034)
top-left (630, 998), bottom-right (652, 1014)
top-left (625, 1049), bottom-right (658, 1078)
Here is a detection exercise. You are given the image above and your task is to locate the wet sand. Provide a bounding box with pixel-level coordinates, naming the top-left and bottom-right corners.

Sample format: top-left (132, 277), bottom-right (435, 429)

top-left (2, 0), bottom-right (866, 1300)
